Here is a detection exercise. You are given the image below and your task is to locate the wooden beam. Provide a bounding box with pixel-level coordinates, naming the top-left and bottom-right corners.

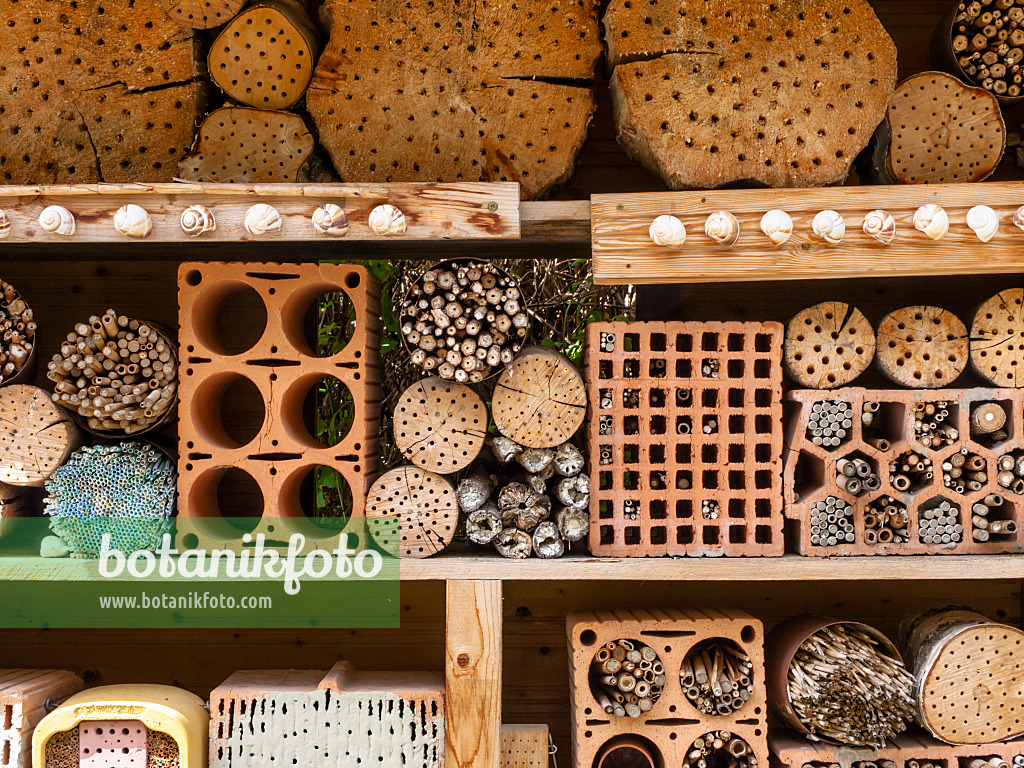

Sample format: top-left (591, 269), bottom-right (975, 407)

top-left (446, 579), bottom-right (502, 768)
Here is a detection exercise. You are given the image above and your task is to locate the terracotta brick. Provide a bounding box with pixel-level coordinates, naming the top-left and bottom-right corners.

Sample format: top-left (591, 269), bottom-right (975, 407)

top-left (176, 262), bottom-right (382, 552)
top-left (567, 610), bottom-right (768, 768)
top-left (584, 321), bottom-right (785, 557)
top-left (784, 387), bottom-right (1024, 556)
top-left (0, 669), bottom-right (83, 768)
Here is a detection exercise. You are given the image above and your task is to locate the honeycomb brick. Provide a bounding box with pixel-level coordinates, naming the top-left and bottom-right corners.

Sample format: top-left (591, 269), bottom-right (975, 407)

top-left (584, 321), bottom-right (785, 557)
top-left (567, 609), bottom-right (768, 768)
top-left (176, 262), bottom-right (382, 553)
top-left (784, 387), bottom-right (1024, 556)
top-left (0, 670), bottom-right (83, 768)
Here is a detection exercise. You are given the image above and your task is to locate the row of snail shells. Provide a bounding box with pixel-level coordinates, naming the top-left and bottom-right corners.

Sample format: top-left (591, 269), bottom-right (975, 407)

top-left (39, 205), bottom-right (75, 236)
top-left (368, 204), bottom-right (406, 236)
top-left (862, 209), bottom-right (896, 244)
top-left (705, 210), bottom-right (739, 246)
top-left (0, 210), bottom-right (9, 241)
top-left (114, 204), bottom-right (153, 239)
top-left (649, 214), bottom-right (686, 247)
top-left (312, 203), bottom-right (350, 237)
top-left (244, 203), bottom-right (283, 236)
top-left (811, 210), bottom-right (845, 244)
top-left (760, 209), bottom-right (793, 245)
top-left (181, 205), bottom-right (216, 237)
top-left (967, 205), bottom-right (999, 243)
top-left (913, 204), bottom-right (948, 240)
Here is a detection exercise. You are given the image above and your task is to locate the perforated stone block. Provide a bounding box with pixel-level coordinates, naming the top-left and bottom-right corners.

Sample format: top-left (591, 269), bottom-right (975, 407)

top-left (567, 610), bottom-right (768, 768)
top-left (784, 387), bottom-right (1024, 556)
top-left (771, 730), bottom-right (1024, 768)
top-left (0, 670), bottom-right (83, 768)
top-left (176, 263), bottom-right (382, 553)
top-left (584, 321), bottom-right (785, 557)
top-left (79, 721), bottom-right (146, 768)
top-left (210, 663), bottom-right (443, 768)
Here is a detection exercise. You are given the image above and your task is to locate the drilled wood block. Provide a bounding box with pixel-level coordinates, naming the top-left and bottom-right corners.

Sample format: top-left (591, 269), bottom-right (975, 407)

top-left (784, 387), bottom-right (1024, 556)
top-left (210, 663), bottom-right (443, 768)
top-left (501, 725), bottom-right (549, 768)
top-left (584, 321), bottom-right (784, 557)
top-left (0, 670), bottom-right (83, 768)
top-left (176, 262), bottom-right (381, 552)
top-left (567, 610), bottom-right (768, 768)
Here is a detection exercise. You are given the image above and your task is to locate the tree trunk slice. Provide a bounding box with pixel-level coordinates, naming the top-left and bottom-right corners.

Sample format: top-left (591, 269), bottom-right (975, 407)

top-left (209, 0), bottom-right (319, 110)
top-left (365, 466), bottom-right (457, 558)
top-left (177, 106), bottom-right (313, 182)
top-left (393, 377), bottom-right (487, 474)
top-left (886, 72), bottom-right (1005, 184)
top-left (784, 302), bottom-right (876, 389)
top-left (603, 0), bottom-right (896, 189)
top-left (0, 0), bottom-right (203, 185)
top-left (876, 306), bottom-right (969, 388)
top-left (0, 385), bottom-right (80, 487)
top-left (970, 288), bottom-right (1024, 387)
top-left (307, 0), bottom-right (602, 200)
top-left (492, 346), bottom-right (587, 449)
top-left (159, 0), bottom-right (247, 29)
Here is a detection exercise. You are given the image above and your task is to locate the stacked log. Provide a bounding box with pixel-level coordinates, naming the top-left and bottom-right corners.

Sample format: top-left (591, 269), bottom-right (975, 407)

top-left (949, 0), bottom-right (1024, 99)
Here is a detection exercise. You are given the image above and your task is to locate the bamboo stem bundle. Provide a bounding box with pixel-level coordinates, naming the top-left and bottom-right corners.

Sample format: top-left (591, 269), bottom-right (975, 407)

top-left (589, 639), bottom-right (664, 719)
top-left (46, 310), bottom-right (177, 435)
top-left (996, 449), bottom-right (1024, 494)
top-left (889, 451), bottom-right (933, 493)
top-left (913, 401), bottom-right (959, 449)
top-left (864, 496), bottom-right (910, 544)
top-left (970, 493), bottom-right (1016, 541)
top-left (0, 280), bottom-right (36, 384)
top-left (680, 640), bottom-right (754, 715)
top-left (942, 449), bottom-right (988, 495)
top-left (952, 0), bottom-right (1024, 97)
top-left (807, 400), bottom-right (854, 449)
top-left (682, 731), bottom-right (757, 768)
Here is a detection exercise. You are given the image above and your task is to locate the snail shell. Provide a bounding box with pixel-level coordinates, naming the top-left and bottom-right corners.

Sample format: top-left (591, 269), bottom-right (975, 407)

top-left (368, 204), bottom-right (406, 235)
top-left (0, 210), bottom-right (10, 241)
top-left (114, 204), bottom-right (152, 239)
top-left (244, 203), bottom-right (282, 236)
top-left (649, 214), bottom-right (686, 248)
top-left (704, 211), bottom-right (739, 246)
top-left (967, 205), bottom-right (999, 242)
top-left (180, 205), bottom-right (216, 237)
top-left (39, 206), bottom-right (75, 236)
top-left (1013, 205), bottom-right (1024, 232)
top-left (862, 209), bottom-right (896, 244)
top-left (312, 203), bottom-right (350, 237)
top-left (913, 204), bottom-right (948, 240)
top-left (759, 209), bottom-right (793, 245)
top-left (811, 210), bottom-right (845, 244)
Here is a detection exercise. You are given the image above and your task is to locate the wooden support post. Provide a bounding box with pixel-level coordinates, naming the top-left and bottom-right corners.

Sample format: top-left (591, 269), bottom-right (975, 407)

top-left (446, 580), bottom-right (502, 768)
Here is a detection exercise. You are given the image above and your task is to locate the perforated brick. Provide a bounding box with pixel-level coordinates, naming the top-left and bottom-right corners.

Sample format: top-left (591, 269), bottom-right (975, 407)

top-left (784, 387), bottom-right (1024, 556)
top-left (177, 263), bottom-right (381, 553)
top-left (567, 610), bottom-right (768, 768)
top-left (584, 321), bottom-right (785, 557)
top-left (0, 670), bottom-right (82, 768)
top-left (79, 721), bottom-right (146, 768)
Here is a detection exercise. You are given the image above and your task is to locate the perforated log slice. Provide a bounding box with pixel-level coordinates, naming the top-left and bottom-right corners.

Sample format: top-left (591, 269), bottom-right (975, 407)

top-left (393, 378), bottom-right (487, 473)
top-left (366, 466), bottom-right (457, 558)
top-left (492, 346), bottom-right (587, 449)
top-left (307, 0), bottom-right (602, 199)
top-left (0, 0), bottom-right (202, 185)
top-left (876, 306), bottom-right (969, 388)
top-left (177, 106), bottom-right (313, 183)
top-left (885, 72), bottom-right (1005, 184)
top-left (602, 0), bottom-right (896, 189)
top-left (209, 0), bottom-right (319, 110)
top-left (159, 0), bottom-right (247, 29)
top-left (970, 289), bottom-right (1024, 388)
top-left (785, 302), bottom-right (875, 389)
top-left (0, 386), bottom-right (80, 487)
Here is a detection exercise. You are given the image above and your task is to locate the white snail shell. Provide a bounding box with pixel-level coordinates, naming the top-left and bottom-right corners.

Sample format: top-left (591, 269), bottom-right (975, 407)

top-left (114, 204), bottom-right (152, 239)
top-left (704, 211), bottom-right (739, 247)
top-left (1013, 205), bottom-right (1024, 232)
top-left (913, 204), bottom-right (948, 240)
top-left (862, 209), bottom-right (896, 244)
top-left (649, 214), bottom-right (686, 248)
top-left (180, 205), bottom-right (216, 237)
top-left (811, 210), bottom-right (845, 244)
top-left (312, 203), bottom-right (350, 237)
top-left (759, 209), bottom-right (792, 245)
top-left (244, 203), bottom-right (282, 236)
top-left (967, 205), bottom-right (999, 242)
top-left (39, 206), bottom-right (75, 236)
top-left (0, 210), bottom-right (10, 241)
top-left (368, 204), bottom-right (406, 235)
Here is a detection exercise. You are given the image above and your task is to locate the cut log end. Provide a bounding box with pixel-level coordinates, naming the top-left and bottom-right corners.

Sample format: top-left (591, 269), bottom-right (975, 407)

top-left (394, 377), bottom-right (487, 473)
top-left (366, 466), bottom-right (457, 558)
top-left (467, 502), bottom-right (502, 545)
top-left (494, 527), bottom-right (532, 559)
top-left (970, 289), bottom-right (1024, 387)
top-left (876, 306), bottom-right (969, 388)
top-left (0, 385), bottom-right (79, 487)
top-left (785, 302), bottom-right (876, 389)
top-left (532, 520), bottom-right (565, 558)
top-left (159, 0), bottom-right (247, 28)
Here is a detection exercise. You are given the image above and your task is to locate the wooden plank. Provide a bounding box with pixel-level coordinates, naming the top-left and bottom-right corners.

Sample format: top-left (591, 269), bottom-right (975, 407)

top-left (446, 580), bottom-right (502, 768)
top-left (0, 182), bottom-right (520, 242)
top-left (519, 201), bottom-right (591, 243)
top-left (592, 182), bottom-right (1024, 284)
